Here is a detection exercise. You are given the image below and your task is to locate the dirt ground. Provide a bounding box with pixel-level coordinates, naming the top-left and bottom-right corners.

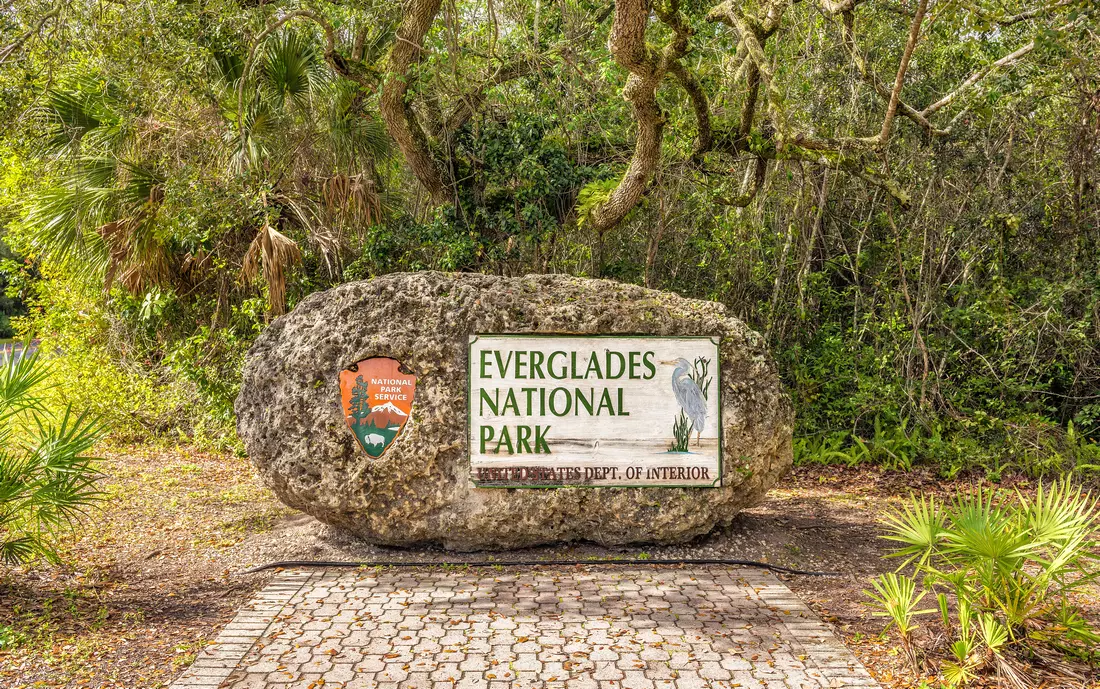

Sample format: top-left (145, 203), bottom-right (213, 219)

top-left (0, 447), bottom-right (1096, 688)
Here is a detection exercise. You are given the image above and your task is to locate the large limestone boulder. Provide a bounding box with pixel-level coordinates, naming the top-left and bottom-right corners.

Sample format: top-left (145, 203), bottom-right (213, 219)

top-left (235, 272), bottom-right (793, 550)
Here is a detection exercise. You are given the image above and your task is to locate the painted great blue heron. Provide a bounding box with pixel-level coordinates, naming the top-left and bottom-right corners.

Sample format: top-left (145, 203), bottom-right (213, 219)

top-left (662, 357), bottom-right (707, 446)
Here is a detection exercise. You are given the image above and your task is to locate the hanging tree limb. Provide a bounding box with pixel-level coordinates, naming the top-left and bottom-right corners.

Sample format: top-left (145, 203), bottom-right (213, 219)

top-left (379, 5), bottom-right (559, 206)
top-left (836, 7), bottom-right (1082, 137)
top-left (661, 0), bottom-right (712, 159)
top-left (737, 62), bottom-right (762, 139)
top-left (708, 0), bottom-right (801, 139)
top-left (234, 5), bottom-right (571, 205)
top-left (587, 0), bottom-right (693, 233)
top-left (985, 0), bottom-right (1084, 26)
top-left (0, 1), bottom-right (62, 66)
top-left (911, 17), bottom-right (1083, 123)
top-left (714, 156), bottom-right (768, 207)
top-left (921, 34), bottom-right (1046, 117)
top-left (668, 60), bottom-right (713, 161)
top-left (442, 54), bottom-right (551, 135)
top-left (363, 0), bottom-right (1075, 228)
top-left (585, 0), bottom-right (1073, 223)
top-left (703, 0), bottom-right (916, 206)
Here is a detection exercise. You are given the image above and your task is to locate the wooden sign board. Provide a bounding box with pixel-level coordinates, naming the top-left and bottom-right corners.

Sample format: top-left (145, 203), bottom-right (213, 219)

top-left (468, 335), bottom-right (721, 488)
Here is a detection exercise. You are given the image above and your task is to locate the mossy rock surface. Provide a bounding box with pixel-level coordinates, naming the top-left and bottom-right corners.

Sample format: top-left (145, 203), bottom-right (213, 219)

top-left (235, 271), bottom-right (793, 550)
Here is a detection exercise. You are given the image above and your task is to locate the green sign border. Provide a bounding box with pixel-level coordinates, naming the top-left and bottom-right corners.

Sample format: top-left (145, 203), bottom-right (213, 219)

top-left (467, 334), bottom-right (723, 489)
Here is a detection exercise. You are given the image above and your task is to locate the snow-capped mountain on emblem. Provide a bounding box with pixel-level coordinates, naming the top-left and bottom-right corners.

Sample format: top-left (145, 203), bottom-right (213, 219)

top-left (364, 402), bottom-right (408, 429)
top-left (339, 357), bottom-right (417, 459)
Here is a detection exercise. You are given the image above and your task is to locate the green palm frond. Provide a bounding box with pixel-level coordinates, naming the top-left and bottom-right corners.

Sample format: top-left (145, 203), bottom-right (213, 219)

top-left (352, 19), bottom-right (397, 65)
top-left (0, 348), bottom-right (50, 423)
top-left (881, 495), bottom-right (946, 567)
top-left (1044, 602), bottom-right (1100, 646)
top-left (942, 487), bottom-right (1036, 572)
top-left (977, 613), bottom-right (1008, 654)
top-left (116, 161), bottom-right (165, 210)
top-left (23, 157), bottom-right (117, 266)
top-left (325, 81), bottom-right (390, 168)
top-left (943, 637), bottom-right (980, 687)
top-left (32, 406), bottom-right (105, 468)
top-left (864, 572), bottom-right (934, 635)
top-left (211, 49), bottom-right (244, 86)
top-left (876, 479), bottom-right (1100, 671)
top-left (261, 29), bottom-right (328, 112)
top-left (0, 449), bottom-right (34, 504)
top-left (23, 157), bottom-right (165, 284)
top-left (227, 99), bottom-right (277, 172)
top-left (937, 591), bottom-right (951, 628)
top-left (956, 594), bottom-right (974, 636)
top-left (1020, 478), bottom-right (1098, 547)
top-left (44, 88), bottom-right (103, 150)
top-left (40, 76), bottom-right (126, 155)
top-left (0, 535), bottom-right (54, 566)
top-left (110, 162), bottom-right (168, 281)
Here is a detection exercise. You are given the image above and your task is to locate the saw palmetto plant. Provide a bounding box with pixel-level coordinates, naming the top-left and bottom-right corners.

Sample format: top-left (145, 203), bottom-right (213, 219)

top-left (0, 349), bottom-right (105, 565)
top-left (867, 480), bottom-right (1100, 686)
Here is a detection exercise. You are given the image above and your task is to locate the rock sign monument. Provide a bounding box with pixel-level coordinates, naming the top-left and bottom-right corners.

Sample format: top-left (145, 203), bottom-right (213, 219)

top-left (235, 272), bottom-right (793, 550)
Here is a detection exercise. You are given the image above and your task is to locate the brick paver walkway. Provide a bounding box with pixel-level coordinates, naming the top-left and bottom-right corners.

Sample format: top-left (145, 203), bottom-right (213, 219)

top-left (171, 567), bottom-right (878, 689)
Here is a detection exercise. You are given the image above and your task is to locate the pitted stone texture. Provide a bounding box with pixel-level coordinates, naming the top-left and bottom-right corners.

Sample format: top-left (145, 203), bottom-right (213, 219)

top-left (236, 272), bottom-right (793, 550)
top-left (201, 567), bottom-right (879, 689)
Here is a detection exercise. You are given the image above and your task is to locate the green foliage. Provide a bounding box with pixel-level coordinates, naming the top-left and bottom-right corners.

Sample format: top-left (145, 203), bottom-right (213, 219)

top-left (0, 0), bottom-right (1095, 461)
top-left (864, 572), bottom-right (931, 668)
top-left (260, 29), bottom-right (327, 112)
top-left (794, 417), bottom-right (1100, 478)
top-left (0, 624), bottom-right (25, 650)
top-left (868, 479), bottom-right (1100, 683)
top-left (0, 348), bottom-right (105, 564)
top-left (576, 178), bottom-right (619, 229)
top-left (14, 273), bottom-right (245, 448)
top-left (793, 420), bottom-right (921, 471)
top-left (668, 412), bottom-right (692, 453)
top-left (793, 432), bottom-right (854, 466)
top-left (0, 241), bottom-right (32, 339)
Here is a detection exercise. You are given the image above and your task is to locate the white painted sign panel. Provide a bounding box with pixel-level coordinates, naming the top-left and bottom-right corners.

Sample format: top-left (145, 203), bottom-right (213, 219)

top-left (468, 335), bottom-right (721, 487)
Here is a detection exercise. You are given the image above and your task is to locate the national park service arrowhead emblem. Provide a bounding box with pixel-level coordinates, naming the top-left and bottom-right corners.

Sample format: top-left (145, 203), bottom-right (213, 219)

top-left (340, 357), bottom-right (416, 458)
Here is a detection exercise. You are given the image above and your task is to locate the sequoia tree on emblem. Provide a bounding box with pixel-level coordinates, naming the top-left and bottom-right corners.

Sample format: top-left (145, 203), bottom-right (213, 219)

top-left (339, 357), bottom-right (416, 458)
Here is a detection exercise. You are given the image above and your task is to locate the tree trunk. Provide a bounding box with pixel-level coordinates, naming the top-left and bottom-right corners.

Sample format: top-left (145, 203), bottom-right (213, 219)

top-left (381, 0), bottom-right (448, 204)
